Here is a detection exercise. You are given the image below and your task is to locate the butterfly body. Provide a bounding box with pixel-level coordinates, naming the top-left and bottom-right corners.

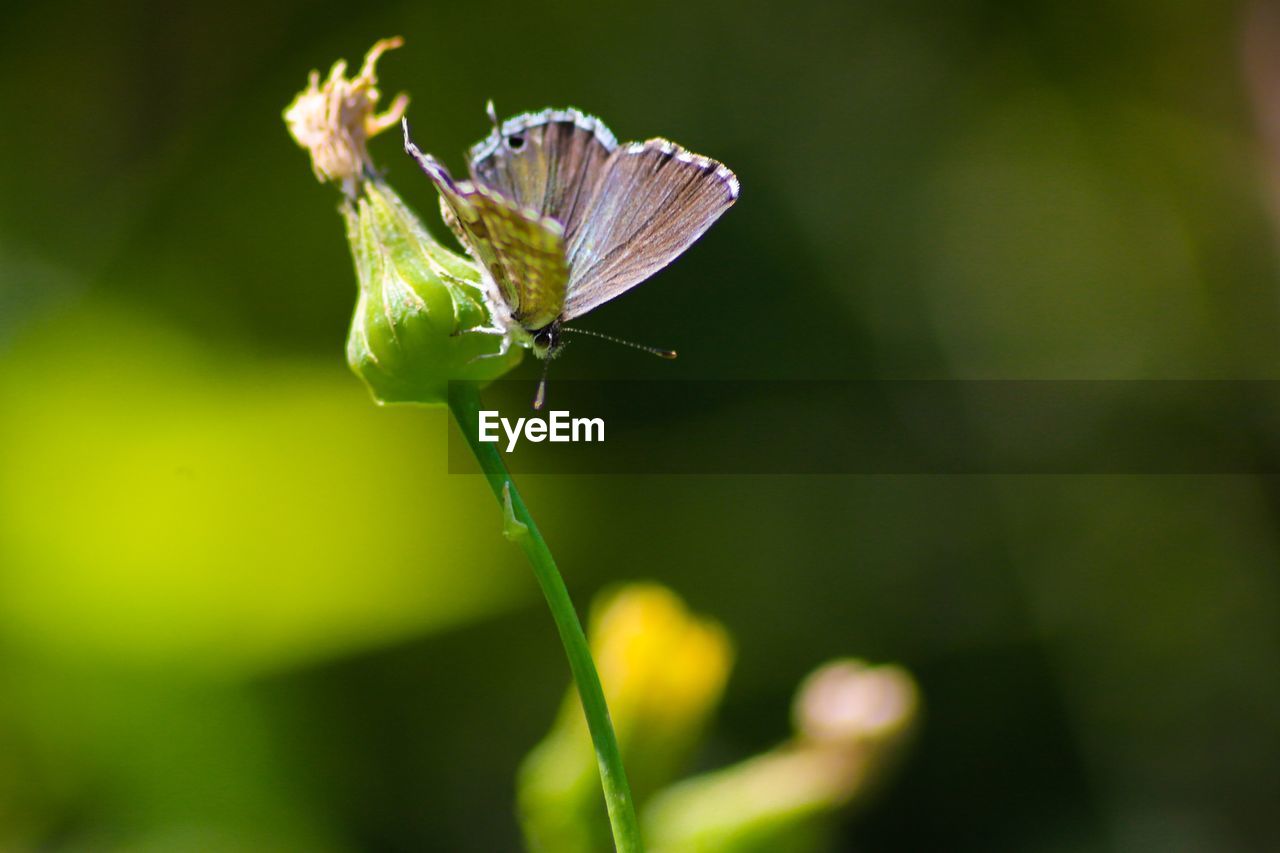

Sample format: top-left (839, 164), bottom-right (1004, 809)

top-left (403, 106), bottom-right (738, 360)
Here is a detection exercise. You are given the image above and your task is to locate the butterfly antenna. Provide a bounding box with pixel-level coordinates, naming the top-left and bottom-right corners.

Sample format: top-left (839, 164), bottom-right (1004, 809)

top-left (532, 353), bottom-right (554, 411)
top-left (485, 100), bottom-right (499, 133)
top-left (561, 327), bottom-right (678, 359)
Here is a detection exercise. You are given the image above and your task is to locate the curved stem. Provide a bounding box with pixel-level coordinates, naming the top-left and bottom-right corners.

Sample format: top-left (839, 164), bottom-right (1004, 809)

top-left (447, 381), bottom-right (643, 853)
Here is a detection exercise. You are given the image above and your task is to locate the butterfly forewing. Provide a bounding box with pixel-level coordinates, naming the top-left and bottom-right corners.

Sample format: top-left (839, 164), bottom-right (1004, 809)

top-left (469, 108), bottom-right (617, 249)
top-left (562, 138), bottom-right (739, 321)
top-left (405, 125), bottom-right (570, 329)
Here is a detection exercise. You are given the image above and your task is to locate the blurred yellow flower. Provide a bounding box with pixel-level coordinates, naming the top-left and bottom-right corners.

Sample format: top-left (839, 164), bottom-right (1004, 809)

top-left (591, 584), bottom-right (734, 737)
top-left (519, 584), bottom-right (733, 853)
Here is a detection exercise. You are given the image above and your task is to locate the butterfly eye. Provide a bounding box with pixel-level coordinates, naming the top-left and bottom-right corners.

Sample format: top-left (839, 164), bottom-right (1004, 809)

top-left (507, 135), bottom-right (525, 151)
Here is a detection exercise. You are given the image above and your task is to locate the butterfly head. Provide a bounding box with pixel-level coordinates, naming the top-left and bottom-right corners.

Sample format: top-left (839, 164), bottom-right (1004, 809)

top-left (531, 322), bottom-right (564, 359)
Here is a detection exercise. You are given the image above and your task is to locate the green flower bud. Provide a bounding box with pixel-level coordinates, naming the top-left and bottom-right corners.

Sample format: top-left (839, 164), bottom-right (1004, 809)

top-left (342, 181), bottom-right (522, 403)
top-left (284, 38), bottom-right (522, 405)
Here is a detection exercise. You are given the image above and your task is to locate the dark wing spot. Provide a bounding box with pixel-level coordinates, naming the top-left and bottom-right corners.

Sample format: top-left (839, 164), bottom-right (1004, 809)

top-left (507, 135), bottom-right (525, 151)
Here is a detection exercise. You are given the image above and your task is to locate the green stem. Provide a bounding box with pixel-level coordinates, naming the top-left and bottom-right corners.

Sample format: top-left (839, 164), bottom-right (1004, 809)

top-left (447, 381), bottom-right (643, 853)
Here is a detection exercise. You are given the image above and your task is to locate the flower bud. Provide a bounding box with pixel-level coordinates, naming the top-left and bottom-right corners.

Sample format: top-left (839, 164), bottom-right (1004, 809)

top-left (793, 658), bottom-right (917, 747)
top-left (342, 180), bottom-right (523, 403)
top-left (642, 659), bottom-right (919, 853)
top-left (285, 39), bottom-right (522, 405)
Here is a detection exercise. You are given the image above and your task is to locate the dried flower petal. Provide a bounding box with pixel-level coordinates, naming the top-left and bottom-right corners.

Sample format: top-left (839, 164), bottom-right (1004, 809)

top-left (284, 37), bottom-right (408, 196)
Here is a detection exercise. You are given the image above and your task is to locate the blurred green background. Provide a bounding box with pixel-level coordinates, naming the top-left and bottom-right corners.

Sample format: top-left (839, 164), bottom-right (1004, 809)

top-left (4, 0), bottom-right (1280, 849)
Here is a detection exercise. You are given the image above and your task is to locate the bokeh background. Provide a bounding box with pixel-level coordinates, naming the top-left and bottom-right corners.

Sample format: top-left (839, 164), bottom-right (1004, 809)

top-left (4, 0), bottom-right (1280, 849)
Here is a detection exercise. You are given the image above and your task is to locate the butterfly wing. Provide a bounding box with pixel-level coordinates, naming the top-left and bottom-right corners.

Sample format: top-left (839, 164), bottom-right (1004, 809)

top-left (404, 122), bottom-right (569, 330)
top-left (468, 107), bottom-right (617, 249)
top-left (562, 138), bottom-right (739, 321)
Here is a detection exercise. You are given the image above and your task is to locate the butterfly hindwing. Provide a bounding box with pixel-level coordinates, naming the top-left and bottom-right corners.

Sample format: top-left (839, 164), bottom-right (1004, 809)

top-left (468, 107), bottom-right (617, 249)
top-left (405, 123), bottom-right (569, 330)
top-left (561, 138), bottom-right (739, 321)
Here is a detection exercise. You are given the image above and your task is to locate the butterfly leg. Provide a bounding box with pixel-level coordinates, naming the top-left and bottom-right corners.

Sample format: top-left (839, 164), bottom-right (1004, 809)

top-left (465, 328), bottom-right (517, 364)
top-left (453, 323), bottom-right (507, 339)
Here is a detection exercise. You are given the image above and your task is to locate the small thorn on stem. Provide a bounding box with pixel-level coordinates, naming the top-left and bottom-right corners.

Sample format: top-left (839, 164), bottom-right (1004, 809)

top-left (501, 481), bottom-right (529, 541)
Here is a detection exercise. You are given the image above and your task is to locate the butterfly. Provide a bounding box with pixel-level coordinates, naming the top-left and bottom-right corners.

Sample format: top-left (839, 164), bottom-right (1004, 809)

top-left (402, 104), bottom-right (738, 405)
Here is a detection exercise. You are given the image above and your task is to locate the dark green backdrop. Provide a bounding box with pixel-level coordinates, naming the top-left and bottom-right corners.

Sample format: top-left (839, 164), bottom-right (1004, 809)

top-left (2, 0), bottom-right (1279, 850)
